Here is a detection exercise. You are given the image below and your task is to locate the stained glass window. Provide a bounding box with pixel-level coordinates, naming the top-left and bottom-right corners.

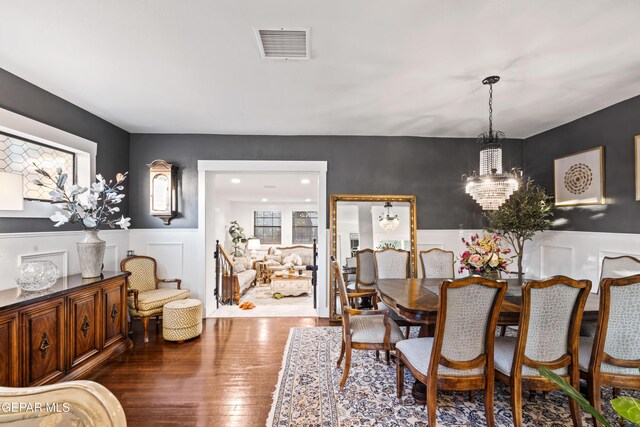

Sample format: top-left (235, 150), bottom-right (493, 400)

top-left (0, 133), bottom-right (75, 201)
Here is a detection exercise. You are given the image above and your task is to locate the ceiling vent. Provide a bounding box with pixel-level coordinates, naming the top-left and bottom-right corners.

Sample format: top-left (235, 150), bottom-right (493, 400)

top-left (255, 27), bottom-right (310, 60)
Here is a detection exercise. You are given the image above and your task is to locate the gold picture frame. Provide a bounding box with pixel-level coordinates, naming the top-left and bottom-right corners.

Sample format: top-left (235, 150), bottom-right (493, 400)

top-left (554, 146), bottom-right (605, 206)
top-left (636, 136), bottom-right (640, 201)
top-left (329, 194), bottom-right (418, 321)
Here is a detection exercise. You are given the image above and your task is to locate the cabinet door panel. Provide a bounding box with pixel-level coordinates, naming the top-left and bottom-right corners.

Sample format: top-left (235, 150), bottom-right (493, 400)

top-left (22, 299), bottom-right (64, 386)
top-left (0, 312), bottom-right (18, 386)
top-left (68, 289), bottom-right (100, 368)
top-left (104, 281), bottom-right (125, 348)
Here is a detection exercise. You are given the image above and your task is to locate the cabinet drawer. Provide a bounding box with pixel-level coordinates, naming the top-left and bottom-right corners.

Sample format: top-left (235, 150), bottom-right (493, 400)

top-left (103, 280), bottom-right (125, 348)
top-left (68, 289), bottom-right (100, 368)
top-left (21, 299), bottom-right (65, 386)
top-left (0, 311), bottom-right (18, 386)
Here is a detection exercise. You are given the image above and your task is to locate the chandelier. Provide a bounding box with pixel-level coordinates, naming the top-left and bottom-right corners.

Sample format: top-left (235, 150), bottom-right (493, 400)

top-left (379, 202), bottom-right (399, 231)
top-left (464, 76), bottom-right (521, 210)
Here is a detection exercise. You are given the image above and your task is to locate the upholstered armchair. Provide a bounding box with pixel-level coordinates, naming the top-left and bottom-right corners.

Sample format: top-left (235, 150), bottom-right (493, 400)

top-left (121, 256), bottom-right (190, 342)
top-left (581, 255), bottom-right (640, 337)
top-left (493, 276), bottom-right (591, 427)
top-left (419, 248), bottom-right (455, 278)
top-left (332, 258), bottom-right (404, 390)
top-left (579, 274), bottom-right (640, 424)
top-left (0, 380), bottom-right (126, 426)
top-left (395, 277), bottom-right (507, 427)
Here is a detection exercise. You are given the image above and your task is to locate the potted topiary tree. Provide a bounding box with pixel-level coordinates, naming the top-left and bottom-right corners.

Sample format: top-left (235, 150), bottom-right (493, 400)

top-left (228, 221), bottom-right (248, 258)
top-left (485, 178), bottom-right (554, 284)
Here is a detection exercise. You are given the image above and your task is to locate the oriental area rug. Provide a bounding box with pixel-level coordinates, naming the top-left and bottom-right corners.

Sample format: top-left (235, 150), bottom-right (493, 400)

top-left (267, 326), bottom-right (635, 426)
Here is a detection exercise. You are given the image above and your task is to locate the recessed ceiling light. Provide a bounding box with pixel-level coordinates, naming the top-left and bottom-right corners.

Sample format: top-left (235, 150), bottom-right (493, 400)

top-left (305, 198), bottom-right (311, 202)
top-left (300, 178), bottom-right (311, 184)
top-left (231, 178), bottom-right (241, 184)
top-left (261, 198), bottom-right (268, 202)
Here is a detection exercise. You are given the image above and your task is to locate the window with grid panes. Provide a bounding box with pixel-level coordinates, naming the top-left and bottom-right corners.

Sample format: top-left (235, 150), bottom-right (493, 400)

top-left (292, 211), bottom-right (318, 244)
top-left (254, 210), bottom-right (282, 244)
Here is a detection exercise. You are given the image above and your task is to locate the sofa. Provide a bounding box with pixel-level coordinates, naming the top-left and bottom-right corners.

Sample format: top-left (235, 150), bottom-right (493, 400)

top-left (232, 256), bottom-right (257, 303)
top-left (264, 246), bottom-right (315, 282)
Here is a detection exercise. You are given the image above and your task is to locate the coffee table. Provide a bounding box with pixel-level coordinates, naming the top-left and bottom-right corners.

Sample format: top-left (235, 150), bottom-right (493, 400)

top-left (270, 272), bottom-right (312, 296)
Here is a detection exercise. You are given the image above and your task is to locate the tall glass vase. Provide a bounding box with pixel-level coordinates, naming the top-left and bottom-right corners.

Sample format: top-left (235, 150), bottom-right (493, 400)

top-left (77, 230), bottom-right (106, 278)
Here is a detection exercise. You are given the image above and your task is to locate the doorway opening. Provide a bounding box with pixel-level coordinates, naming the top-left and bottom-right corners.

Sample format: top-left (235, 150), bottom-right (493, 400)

top-left (197, 161), bottom-right (328, 318)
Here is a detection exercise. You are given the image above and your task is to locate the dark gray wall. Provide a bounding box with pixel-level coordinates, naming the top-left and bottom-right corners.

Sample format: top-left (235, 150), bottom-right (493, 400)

top-left (0, 68), bottom-right (130, 233)
top-left (129, 134), bottom-right (524, 229)
top-left (524, 94), bottom-right (640, 233)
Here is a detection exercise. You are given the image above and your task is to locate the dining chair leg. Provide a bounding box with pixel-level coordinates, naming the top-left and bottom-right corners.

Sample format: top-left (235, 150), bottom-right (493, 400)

top-left (426, 377), bottom-right (438, 426)
top-left (385, 350), bottom-right (390, 365)
top-left (337, 338), bottom-right (345, 367)
top-left (499, 326), bottom-right (507, 336)
top-left (156, 315), bottom-right (161, 330)
top-left (405, 326), bottom-right (410, 338)
top-left (339, 347), bottom-right (352, 390)
top-left (587, 378), bottom-right (601, 427)
top-left (510, 380), bottom-right (523, 427)
top-left (484, 376), bottom-right (495, 427)
top-left (569, 375), bottom-right (583, 427)
top-left (375, 350), bottom-right (380, 361)
top-left (613, 387), bottom-right (621, 397)
top-left (396, 356), bottom-right (405, 399)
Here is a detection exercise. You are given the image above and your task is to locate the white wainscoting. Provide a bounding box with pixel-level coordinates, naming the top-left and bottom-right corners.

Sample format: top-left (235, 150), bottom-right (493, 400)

top-left (0, 230), bottom-right (129, 292)
top-left (128, 229), bottom-right (200, 302)
top-left (523, 230), bottom-right (640, 292)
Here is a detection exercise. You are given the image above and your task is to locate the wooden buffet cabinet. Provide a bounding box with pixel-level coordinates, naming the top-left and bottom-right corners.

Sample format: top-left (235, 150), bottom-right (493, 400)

top-left (0, 272), bottom-right (132, 387)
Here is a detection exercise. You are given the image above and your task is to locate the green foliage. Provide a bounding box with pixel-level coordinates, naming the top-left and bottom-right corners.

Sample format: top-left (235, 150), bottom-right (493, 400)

top-left (228, 221), bottom-right (248, 257)
top-left (539, 366), bottom-right (640, 426)
top-left (537, 367), bottom-right (613, 427)
top-left (485, 179), bottom-right (553, 280)
top-left (612, 397), bottom-right (640, 425)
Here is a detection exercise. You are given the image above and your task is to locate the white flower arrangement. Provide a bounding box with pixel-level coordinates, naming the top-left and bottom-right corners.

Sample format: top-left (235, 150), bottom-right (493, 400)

top-left (32, 166), bottom-right (131, 231)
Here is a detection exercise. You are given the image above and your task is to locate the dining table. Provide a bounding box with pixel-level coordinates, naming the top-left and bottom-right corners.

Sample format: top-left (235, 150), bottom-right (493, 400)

top-left (376, 277), bottom-right (600, 403)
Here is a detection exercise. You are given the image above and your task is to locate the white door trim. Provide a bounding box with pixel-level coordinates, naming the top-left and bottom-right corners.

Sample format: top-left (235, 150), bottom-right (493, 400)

top-left (197, 160), bottom-right (328, 317)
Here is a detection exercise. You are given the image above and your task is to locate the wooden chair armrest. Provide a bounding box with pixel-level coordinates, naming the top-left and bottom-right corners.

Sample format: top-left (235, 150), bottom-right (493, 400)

top-left (343, 307), bottom-right (389, 316)
top-left (159, 278), bottom-right (182, 289)
top-left (127, 289), bottom-right (139, 310)
top-left (347, 291), bottom-right (377, 298)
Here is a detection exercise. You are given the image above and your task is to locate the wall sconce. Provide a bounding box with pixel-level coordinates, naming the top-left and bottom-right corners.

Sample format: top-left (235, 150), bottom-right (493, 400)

top-left (0, 171), bottom-right (24, 211)
top-left (147, 159), bottom-right (177, 225)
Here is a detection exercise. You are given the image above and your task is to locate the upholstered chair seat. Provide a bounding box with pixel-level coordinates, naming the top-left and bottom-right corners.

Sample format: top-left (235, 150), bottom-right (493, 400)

top-left (396, 337), bottom-right (485, 376)
top-left (350, 315), bottom-right (405, 344)
top-left (494, 336), bottom-right (568, 376)
top-left (127, 287), bottom-right (190, 314)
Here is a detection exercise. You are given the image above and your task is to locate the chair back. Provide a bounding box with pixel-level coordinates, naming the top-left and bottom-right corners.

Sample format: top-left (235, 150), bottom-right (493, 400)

top-left (591, 274), bottom-right (640, 374)
top-left (121, 256), bottom-right (158, 293)
top-left (429, 277), bottom-right (507, 376)
top-left (374, 249), bottom-right (410, 279)
top-left (356, 249), bottom-right (376, 287)
top-left (332, 257), bottom-right (350, 316)
top-left (514, 276), bottom-right (591, 376)
top-left (600, 255), bottom-right (640, 281)
top-left (420, 248), bottom-right (455, 279)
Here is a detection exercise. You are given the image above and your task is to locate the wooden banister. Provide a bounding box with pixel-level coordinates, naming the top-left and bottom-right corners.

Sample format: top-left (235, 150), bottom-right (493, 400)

top-left (215, 242), bottom-right (235, 305)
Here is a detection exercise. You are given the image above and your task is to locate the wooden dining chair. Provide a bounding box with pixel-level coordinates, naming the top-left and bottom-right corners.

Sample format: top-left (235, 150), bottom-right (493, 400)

top-left (493, 276), bottom-right (591, 427)
top-left (395, 276), bottom-right (507, 427)
top-left (581, 255), bottom-right (640, 337)
top-left (355, 249), bottom-right (376, 292)
top-left (373, 248), bottom-right (415, 338)
top-left (579, 274), bottom-right (640, 426)
top-left (332, 258), bottom-right (405, 390)
top-left (419, 248), bottom-right (455, 279)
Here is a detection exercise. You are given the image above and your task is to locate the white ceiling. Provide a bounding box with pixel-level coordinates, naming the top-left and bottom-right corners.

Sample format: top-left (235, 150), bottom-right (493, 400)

top-left (1, 1), bottom-right (639, 138)
top-left (213, 173), bottom-right (318, 203)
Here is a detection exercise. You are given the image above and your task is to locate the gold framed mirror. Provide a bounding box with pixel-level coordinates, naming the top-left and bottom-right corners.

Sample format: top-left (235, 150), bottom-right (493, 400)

top-left (329, 194), bottom-right (418, 321)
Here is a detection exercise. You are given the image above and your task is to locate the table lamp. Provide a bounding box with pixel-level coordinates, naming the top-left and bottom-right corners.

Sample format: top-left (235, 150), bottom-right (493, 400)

top-left (247, 238), bottom-right (261, 259)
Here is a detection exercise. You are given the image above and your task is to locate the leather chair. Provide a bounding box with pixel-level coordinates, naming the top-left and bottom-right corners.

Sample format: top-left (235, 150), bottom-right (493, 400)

top-left (121, 256), bottom-right (190, 342)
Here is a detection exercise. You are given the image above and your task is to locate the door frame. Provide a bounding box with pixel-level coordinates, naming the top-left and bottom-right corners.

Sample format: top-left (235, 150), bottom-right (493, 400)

top-left (197, 160), bottom-right (328, 317)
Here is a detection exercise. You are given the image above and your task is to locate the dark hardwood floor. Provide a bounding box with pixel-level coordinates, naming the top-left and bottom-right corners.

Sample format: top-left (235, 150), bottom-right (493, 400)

top-left (88, 317), bottom-right (332, 426)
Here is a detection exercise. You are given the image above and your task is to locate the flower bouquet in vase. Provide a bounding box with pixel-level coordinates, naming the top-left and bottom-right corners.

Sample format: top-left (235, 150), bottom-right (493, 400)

top-left (33, 166), bottom-right (130, 278)
top-left (458, 233), bottom-right (511, 280)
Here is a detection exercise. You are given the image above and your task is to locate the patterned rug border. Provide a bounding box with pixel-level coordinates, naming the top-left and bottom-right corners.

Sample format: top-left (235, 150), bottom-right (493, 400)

top-left (266, 327), bottom-right (295, 427)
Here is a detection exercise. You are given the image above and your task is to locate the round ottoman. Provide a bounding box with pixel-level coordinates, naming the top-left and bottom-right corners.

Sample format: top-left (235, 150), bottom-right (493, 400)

top-left (162, 299), bottom-right (202, 343)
